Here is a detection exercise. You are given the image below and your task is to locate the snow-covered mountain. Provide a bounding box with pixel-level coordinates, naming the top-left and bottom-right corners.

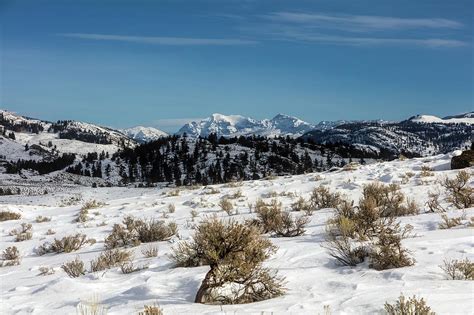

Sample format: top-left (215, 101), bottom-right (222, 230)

top-left (176, 113), bottom-right (316, 137)
top-left (408, 112), bottom-right (474, 125)
top-left (122, 126), bottom-right (168, 143)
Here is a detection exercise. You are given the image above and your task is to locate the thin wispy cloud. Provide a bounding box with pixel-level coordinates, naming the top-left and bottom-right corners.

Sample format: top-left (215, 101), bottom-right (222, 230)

top-left (263, 12), bottom-right (463, 31)
top-left (59, 33), bottom-right (257, 46)
top-left (248, 12), bottom-right (467, 48)
top-left (276, 31), bottom-right (466, 48)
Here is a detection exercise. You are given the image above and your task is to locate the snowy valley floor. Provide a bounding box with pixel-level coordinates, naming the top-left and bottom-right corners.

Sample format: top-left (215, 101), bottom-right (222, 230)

top-left (0, 153), bottom-right (473, 314)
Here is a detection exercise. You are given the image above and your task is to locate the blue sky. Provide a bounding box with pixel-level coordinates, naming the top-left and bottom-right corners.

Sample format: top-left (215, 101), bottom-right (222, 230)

top-left (1, 0), bottom-right (473, 132)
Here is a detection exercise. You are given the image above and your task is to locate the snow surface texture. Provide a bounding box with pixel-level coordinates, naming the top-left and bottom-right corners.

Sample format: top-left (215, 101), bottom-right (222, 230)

top-left (1, 153), bottom-right (473, 314)
top-left (122, 126), bottom-right (168, 143)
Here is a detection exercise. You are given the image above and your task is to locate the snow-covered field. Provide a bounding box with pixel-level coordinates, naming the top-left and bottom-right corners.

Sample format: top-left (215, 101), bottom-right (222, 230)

top-left (1, 153), bottom-right (473, 314)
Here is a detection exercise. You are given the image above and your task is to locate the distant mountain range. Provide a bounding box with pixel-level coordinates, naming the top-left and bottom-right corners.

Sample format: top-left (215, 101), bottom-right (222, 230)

top-left (1, 109), bottom-right (472, 158)
top-left (0, 108), bottom-right (472, 187)
top-left (176, 113), bottom-right (344, 138)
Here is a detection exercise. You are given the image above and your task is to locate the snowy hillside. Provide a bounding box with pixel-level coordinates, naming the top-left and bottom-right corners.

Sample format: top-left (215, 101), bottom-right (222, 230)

top-left (122, 126), bottom-right (168, 143)
top-left (176, 113), bottom-right (316, 137)
top-left (0, 110), bottom-right (135, 158)
top-left (0, 153), bottom-right (472, 314)
top-left (304, 119), bottom-right (473, 157)
top-left (408, 112), bottom-right (474, 125)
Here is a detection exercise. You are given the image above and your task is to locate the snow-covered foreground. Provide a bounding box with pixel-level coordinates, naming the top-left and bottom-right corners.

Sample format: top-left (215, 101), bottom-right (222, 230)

top-left (1, 153), bottom-right (473, 314)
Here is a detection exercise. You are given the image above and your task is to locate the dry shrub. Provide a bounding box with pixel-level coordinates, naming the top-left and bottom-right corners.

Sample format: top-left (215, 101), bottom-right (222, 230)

top-left (420, 165), bottom-right (434, 177)
top-left (203, 187), bottom-right (220, 195)
top-left (36, 215), bottom-right (51, 223)
top-left (253, 199), bottom-right (307, 237)
top-left (361, 182), bottom-right (418, 217)
top-left (76, 296), bottom-right (107, 315)
top-left (326, 197), bottom-right (414, 269)
top-left (440, 258), bottom-right (473, 280)
top-left (37, 233), bottom-right (88, 255)
top-left (384, 294), bottom-right (435, 315)
top-left (0, 211), bottom-right (21, 221)
top-left (90, 249), bottom-right (133, 272)
top-left (441, 170), bottom-right (474, 209)
top-left (76, 208), bottom-right (90, 223)
top-left (120, 261), bottom-right (146, 274)
top-left (38, 266), bottom-right (55, 276)
top-left (167, 204), bottom-right (175, 213)
top-left (171, 216), bottom-right (284, 304)
top-left (167, 189), bottom-right (180, 197)
top-left (62, 257), bottom-right (86, 277)
top-left (105, 217), bottom-right (177, 249)
top-left (45, 229), bottom-right (56, 235)
top-left (139, 304), bottom-right (163, 315)
top-left (229, 189), bottom-right (244, 199)
top-left (77, 200), bottom-right (105, 222)
top-left (438, 213), bottom-right (465, 229)
top-left (426, 191), bottom-right (445, 213)
top-left (1, 246), bottom-right (21, 267)
top-left (369, 222), bottom-right (414, 270)
top-left (142, 245), bottom-right (159, 258)
top-left (219, 198), bottom-right (234, 215)
top-left (272, 212), bottom-right (309, 237)
top-left (325, 221), bottom-right (369, 266)
top-left (310, 186), bottom-right (341, 210)
top-left (190, 209), bottom-right (198, 221)
top-left (10, 223), bottom-right (33, 242)
top-left (291, 197), bottom-right (313, 216)
top-left (224, 181), bottom-right (243, 188)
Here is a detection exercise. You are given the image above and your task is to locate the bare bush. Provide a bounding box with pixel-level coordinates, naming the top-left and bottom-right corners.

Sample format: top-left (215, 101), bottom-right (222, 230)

top-left (171, 216), bottom-right (284, 304)
top-left (219, 198), bottom-right (234, 215)
top-left (426, 191), bottom-right (445, 213)
top-left (167, 204), bottom-right (175, 213)
top-left (105, 217), bottom-right (177, 249)
top-left (272, 212), bottom-right (309, 237)
top-left (438, 213), bottom-right (465, 229)
top-left (440, 258), bottom-right (473, 280)
top-left (76, 296), bottom-right (107, 315)
top-left (76, 200), bottom-right (105, 223)
top-left (139, 304), bottom-right (163, 315)
top-left (291, 197), bottom-right (313, 215)
top-left (420, 165), bottom-right (434, 177)
top-left (1, 246), bottom-right (21, 267)
top-left (384, 294), bottom-right (435, 315)
top-left (361, 182), bottom-right (418, 217)
top-left (310, 186), bottom-right (341, 210)
top-left (36, 215), bottom-right (51, 223)
top-left (37, 233), bottom-right (88, 255)
top-left (369, 222), bottom-right (414, 271)
top-left (45, 229), bottom-right (56, 235)
top-left (142, 245), bottom-right (159, 258)
top-left (442, 170), bottom-right (474, 209)
top-left (90, 249), bottom-right (133, 272)
top-left (253, 199), bottom-right (283, 234)
top-left (38, 266), bottom-right (55, 276)
top-left (10, 223), bottom-right (33, 242)
top-left (0, 211), bottom-right (21, 221)
top-left (62, 257), bottom-right (86, 277)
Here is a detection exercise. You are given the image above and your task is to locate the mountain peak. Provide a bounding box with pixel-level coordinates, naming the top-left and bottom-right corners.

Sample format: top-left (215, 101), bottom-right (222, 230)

top-left (176, 113), bottom-right (315, 138)
top-left (122, 126), bottom-right (168, 143)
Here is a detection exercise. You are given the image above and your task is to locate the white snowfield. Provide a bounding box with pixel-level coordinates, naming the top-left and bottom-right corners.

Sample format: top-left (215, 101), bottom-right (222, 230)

top-left (410, 114), bottom-right (474, 125)
top-left (0, 153), bottom-right (473, 314)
